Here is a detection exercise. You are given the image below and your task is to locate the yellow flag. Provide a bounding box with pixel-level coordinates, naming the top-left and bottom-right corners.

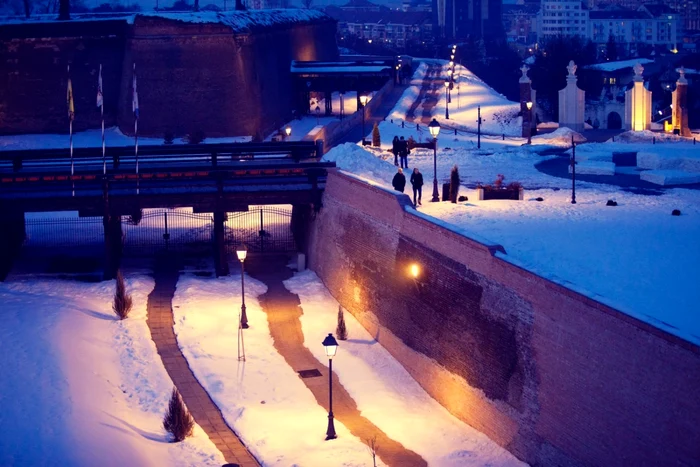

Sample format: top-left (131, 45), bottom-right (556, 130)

top-left (67, 77), bottom-right (75, 121)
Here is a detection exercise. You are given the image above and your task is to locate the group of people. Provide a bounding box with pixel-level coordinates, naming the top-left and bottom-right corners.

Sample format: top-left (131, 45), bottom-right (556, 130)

top-left (392, 167), bottom-right (424, 206)
top-left (391, 136), bottom-right (410, 169)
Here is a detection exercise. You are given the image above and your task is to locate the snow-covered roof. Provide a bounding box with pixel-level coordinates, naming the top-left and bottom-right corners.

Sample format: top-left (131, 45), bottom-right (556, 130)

top-left (584, 58), bottom-right (654, 72)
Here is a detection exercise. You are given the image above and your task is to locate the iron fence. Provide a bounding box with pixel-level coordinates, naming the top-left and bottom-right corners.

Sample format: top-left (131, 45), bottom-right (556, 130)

top-left (225, 206), bottom-right (295, 253)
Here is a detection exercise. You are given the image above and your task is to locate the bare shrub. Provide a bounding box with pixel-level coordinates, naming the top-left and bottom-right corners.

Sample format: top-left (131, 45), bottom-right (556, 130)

top-left (112, 270), bottom-right (133, 320)
top-left (336, 305), bottom-right (348, 340)
top-left (365, 435), bottom-right (379, 467)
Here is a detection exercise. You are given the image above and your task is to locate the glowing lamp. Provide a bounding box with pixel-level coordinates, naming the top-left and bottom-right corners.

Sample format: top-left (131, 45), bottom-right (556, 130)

top-left (428, 119), bottom-right (440, 138)
top-left (526, 101), bottom-right (533, 110)
top-left (322, 333), bottom-right (338, 358)
top-left (359, 95), bottom-right (369, 106)
top-left (444, 81), bottom-right (449, 88)
top-left (285, 126), bottom-right (292, 137)
top-left (449, 61), bottom-right (454, 67)
top-left (450, 54), bottom-right (454, 60)
top-left (236, 244), bottom-right (248, 262)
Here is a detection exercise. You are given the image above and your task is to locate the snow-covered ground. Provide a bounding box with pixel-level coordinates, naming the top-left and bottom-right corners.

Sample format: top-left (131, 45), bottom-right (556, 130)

top-left (322, 137), bottom-right (700, 345)
top-left (171, 273), bottom-right (375, 466)
top-left (0, 277), bottom-right (223, 466)
top-left (0, 126), bottom-right (249, 151)
top-left (285, 270), bottom-right (526, 467)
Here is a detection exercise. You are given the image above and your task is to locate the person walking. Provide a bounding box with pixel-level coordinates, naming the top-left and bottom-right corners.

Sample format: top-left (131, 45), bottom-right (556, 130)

top-left (392, 167), bottom-right (406, 193)
top-left (391, 136), bottom-right (400, 166)
top-left (399, 136), bottom-right (409, 169)
top-left (410, 167), bottom-right (423, 206)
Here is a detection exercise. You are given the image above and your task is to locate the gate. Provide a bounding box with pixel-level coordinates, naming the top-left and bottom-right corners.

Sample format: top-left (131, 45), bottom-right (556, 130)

top-left (224, 206), bottom-right (295, 253)
top-left (122, 210), bottom-right (214, 255)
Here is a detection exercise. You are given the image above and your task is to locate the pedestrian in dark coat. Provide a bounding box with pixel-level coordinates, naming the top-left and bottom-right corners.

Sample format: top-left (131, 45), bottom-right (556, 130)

top-left (449, 164), bottom-right (460, 203)
top-left (391, 136), bottom-right (400, 166)
top-left (392, 168), bottom-right (406, 193)
top-left (399, 136), bottom-right (409, 169)
top-left (410, 168), bottom-right (424, 206)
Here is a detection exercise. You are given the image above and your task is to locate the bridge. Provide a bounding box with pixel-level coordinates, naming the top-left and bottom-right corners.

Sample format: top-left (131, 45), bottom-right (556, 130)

top-left (0, 141), bottom-right (334, 280)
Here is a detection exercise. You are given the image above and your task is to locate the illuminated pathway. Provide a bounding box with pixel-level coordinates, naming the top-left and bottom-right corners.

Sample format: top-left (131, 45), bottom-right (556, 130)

top-left (146, 258), bottom-right (259, 467)
top-left (246, 255), bottom-right (427, 467)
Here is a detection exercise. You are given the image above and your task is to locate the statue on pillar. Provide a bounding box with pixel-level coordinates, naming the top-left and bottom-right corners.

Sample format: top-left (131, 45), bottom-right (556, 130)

top-left (558, 60), bottom-right (585, 132)
top-left (519, 64), bottom-right (531, 84)
top-left (672, 67), bottom-right (691, 137)
top-left (625, 61), bottom-right (652, 131)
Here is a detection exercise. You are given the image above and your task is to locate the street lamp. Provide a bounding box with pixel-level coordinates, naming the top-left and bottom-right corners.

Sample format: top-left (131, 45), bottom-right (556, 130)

top-left (322, 333), bottom-right (338, 441)
top-left (450, 54), bottom-right (454, 60)
top-left (526, 101), bottom-right (533, 144)
top-left (285, 126), bottom-right (292, 139)
top-left (443, 81), bottom-right (450, 119)
top-left (236, 244), bottom-right (249, 330)
top-left (359, 94), bottom-right (369, 144)
top-left (429, 118), bottom-right (441, 202)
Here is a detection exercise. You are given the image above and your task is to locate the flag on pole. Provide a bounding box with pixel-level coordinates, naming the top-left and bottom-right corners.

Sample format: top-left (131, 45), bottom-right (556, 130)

top-left (132, 64), bottom-right (139, 120)
top-left (67, 73), bottom-right (75, 121)
top-left (96, 65), bottom-right (103, 109)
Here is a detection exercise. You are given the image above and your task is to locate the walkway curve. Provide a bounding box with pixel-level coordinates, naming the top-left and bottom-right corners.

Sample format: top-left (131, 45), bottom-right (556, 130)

top-left (146, 258), bottom-right (260, 467)
top-left (247, 255), bottom-right (428, 467)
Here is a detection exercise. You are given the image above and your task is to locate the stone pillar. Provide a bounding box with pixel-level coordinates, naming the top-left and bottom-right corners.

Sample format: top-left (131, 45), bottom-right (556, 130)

top-left (213, 210), bottom-right (229, 277)
top-left (672, 67), bottom-right (692, 137)
top-left (519, 65), bottom-right (533, 139)
top-left (625, 62), bottom-right (652, 131)
top-left (0, 208), bottom-right (25, 281)
top-left (291, 204), bottom-right (312, 255)
top-left (103, 213), bottom-right (122, 281)
top-left (558, 60), bottom-right (585, 132)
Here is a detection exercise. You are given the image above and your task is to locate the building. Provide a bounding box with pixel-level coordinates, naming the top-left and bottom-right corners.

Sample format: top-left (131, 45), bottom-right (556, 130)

top-left (503, 2), bottom-right (539, 44)
top-left (538, 0), bottom-right (589, 39)
top-left (327, 4), bottom-right (433, 49)
top-left (589, 5), bottom-right (680, 52)
top-left (432, 0), bottom-right (503, 40)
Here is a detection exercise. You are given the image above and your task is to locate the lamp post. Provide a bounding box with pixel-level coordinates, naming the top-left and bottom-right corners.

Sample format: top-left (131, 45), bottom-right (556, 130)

top-left (315, 105), bottom-right (321, 126)
top-left (359, 94), bottom-right (369, 144)
top-left (571, 135), bottom-right (577, 204)
top-left (322, 333), bottom-right (338, 441)
top-left (236, 244), bottom-right (249, 330)
top-left (526, 101), bottom-right (533, 144)
top-left (285, 126), bottom-right (292, 140)
top-left (477, 105), bottom-right (482, 149)
top-left (444, 81), bottom-right (450, 119)
top-left (429, 118), bottom-right (441, 202)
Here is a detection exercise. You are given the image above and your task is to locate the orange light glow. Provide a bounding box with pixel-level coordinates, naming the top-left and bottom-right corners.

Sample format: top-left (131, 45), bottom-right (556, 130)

top-left (409, 263), bottom-right (420, 279)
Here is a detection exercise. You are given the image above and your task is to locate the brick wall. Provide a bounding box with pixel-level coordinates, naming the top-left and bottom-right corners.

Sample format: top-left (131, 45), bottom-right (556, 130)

top-left (308, 169), bottom-right (700, 466)
top-left (0, 14), bottom-right (337, 137)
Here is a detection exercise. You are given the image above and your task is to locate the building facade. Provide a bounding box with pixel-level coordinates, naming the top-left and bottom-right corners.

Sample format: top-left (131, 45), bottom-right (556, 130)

top-left (328, 6), bottom-right (433, 49)
top-left (538, 0), bottom-right (589, 39)
top-left (432, 0), bottom-right (503, 40)
top-left (589, 6), bottom-right (680, 52)
top-left (503, 3), bottom-right (539, 44)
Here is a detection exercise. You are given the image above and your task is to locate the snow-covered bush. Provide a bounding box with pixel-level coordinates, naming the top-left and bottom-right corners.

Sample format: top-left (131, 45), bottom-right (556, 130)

top-left (163, 387), bottom-right (194, 442)
top-left (112, 271), bottom-right (133, 320)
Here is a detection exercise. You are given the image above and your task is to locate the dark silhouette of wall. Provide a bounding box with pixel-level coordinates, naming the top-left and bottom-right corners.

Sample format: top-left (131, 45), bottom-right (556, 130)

top-left (0, 12), bottom-right (338, 137)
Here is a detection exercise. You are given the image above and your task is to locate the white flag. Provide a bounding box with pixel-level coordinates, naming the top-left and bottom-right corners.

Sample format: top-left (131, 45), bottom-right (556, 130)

top-left (96, 64), bottom-right (103, 108)
top-left (132, 63), bottom-right (139, 119)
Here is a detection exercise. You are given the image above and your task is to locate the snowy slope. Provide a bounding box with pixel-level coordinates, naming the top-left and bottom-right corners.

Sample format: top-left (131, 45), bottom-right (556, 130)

top-left (285, 270), bottom-right (527, 467)
top-left (0, 277), bottom-right (223, 466)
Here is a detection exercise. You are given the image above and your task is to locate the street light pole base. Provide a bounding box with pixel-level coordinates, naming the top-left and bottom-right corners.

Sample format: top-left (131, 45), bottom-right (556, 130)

top-left (431, 179), bottom-right (440, 202)
top-left (325, 413), bottom-right (337, 441)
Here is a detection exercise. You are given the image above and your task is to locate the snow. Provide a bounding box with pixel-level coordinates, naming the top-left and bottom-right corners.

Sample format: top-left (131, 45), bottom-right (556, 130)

top-left (284, 270), bottom-right (526, 467)
top-left (0, 127), bottom-right (249, 151)
top-left (322, 133), bottom-right (700, 345)
top-left (640, 170), bottom-right (700, 185)
top-left (0, 277), bottom-right (223, 466)
top-left (139, 9), bottom-right (329, 31)
top-left (637, 151), bottom-right (700, 172)
top-left (531, 127), bottom-right (586, 147)
top-left (584, 58), bottom-right (654, 72)
top-left (569, 160), bottom-right (616, 176)
top-left (171, 273), bottom-right (374, 466)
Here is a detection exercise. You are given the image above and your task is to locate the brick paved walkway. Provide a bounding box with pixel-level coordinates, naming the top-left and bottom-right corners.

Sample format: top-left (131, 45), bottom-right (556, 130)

top-left (246, 256), bottom-right (427, 467)
top-left (146, 258), bottom-right (259, 467)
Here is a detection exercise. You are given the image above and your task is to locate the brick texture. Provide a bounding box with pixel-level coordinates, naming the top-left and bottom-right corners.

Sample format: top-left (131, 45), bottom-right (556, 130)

top-left (0, 15), bottom-right (337, 137)
top-left (307, 169), bottom-right (700, 467)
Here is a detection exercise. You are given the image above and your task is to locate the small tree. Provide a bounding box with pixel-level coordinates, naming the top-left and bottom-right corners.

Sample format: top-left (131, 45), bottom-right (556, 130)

top-left (606, 34), bottom-right (618, 61)
top-left (371, 122), bottom-right (381, 147)
top-left (163, 388), bottom-right (195, 442)
top-left (336, 305), bottom-right (348, 340)
top-left (365, 435), bottom-right (379, 467)
top-left (113, 270), bottom-right (133, 320)
top-left (449, 165), bottom-right (460, 203)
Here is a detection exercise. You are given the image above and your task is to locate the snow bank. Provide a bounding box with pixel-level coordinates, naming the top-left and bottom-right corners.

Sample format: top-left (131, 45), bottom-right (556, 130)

top-left (138, 9), bottom-right (330, 32)
top-left (284, 270), bottom-right (526, 467)
top-left (322, 142), bottom-right (397, 187)
top-left (612, 130), bottom-right (694, 144)
top-left (172, 274), bottom-right (373, 466)
top-left (531, 127), bottom-right (586, 147)
top-left (637, 151), bottom-right (700, 172)
top-left (569, 161), bottom-right (616, 176)
top-left (0, 277), bottom-right (223, 466)
top-left (640, 170), bottom-right (700, 185)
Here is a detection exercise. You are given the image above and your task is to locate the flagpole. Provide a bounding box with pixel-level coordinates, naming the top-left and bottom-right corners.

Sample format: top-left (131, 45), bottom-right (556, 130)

top-left (68, 65), bottom-right (74, 176)
top-left (100, 64), bottom-right (106, 175)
